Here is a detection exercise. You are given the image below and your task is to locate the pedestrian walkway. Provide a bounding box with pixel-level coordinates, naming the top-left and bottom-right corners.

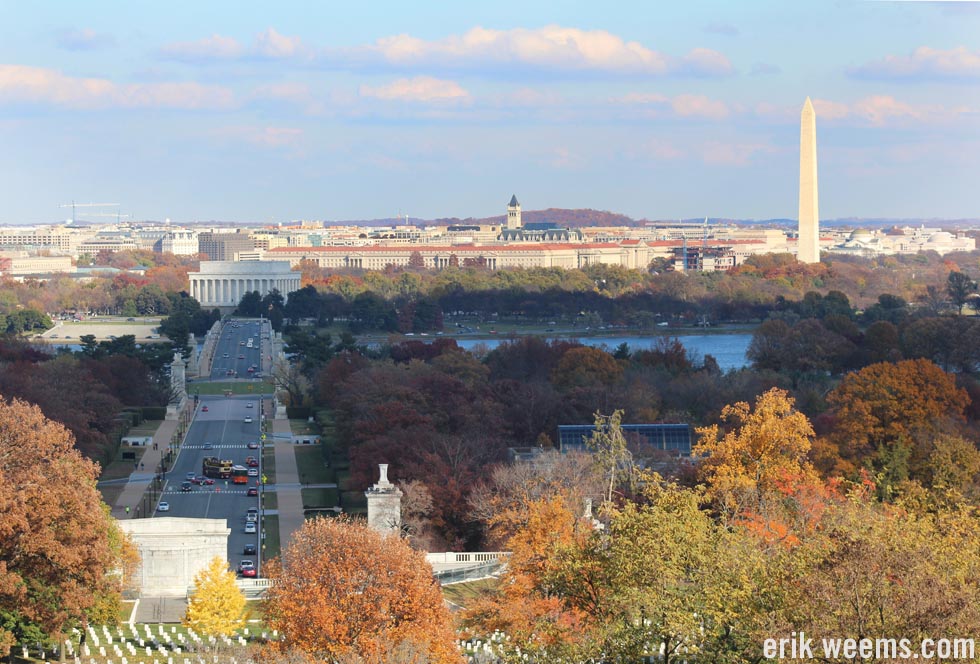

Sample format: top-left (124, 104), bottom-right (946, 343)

top-left (111, 406), bottom-right (189, 520)
top-left (270, 401), bottom-right (304, 547)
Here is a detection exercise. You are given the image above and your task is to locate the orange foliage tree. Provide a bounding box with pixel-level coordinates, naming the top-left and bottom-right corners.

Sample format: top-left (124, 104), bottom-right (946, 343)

top-left (461, 496), bottom-right (593, 659)
top-left (0, 397), bottom-right (136, 655)
top-left (826, 359), bottom-right (969, 486)
top-left (263, 517), bottom-right (460, 663)
top-left (695, 388), bottom-right (833, 544)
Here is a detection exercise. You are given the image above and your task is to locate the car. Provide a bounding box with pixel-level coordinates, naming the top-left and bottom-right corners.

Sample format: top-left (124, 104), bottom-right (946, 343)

top-left (157, 501), bottom-right (169, 512)
top-left (127, 317), bottom-right (136, 321)
top-left (244, 522), bottom-right (257, 534)
top-left (247, 458), bottom-right (259, 468)
top-left (246, 402), bottom-right (254, 408)
top-left (244, 544), bottom-right (257, 555)
top-left (247, 487), bottom-right (258, 497)
top-left (240, 341), bottom-right (245, 346)
top-left (247, 468), bottom-right (259, 477)
top-left (180, 481), bottom-right (192, 492)
top-left (240, 566), bottom-right (257, 578)
top-left (238, 355), bottom-right (245, 360)
top-left (202, 478), bottom-right (215, 486)
top-left (201, 405), bottom-right (209, 412)
top-left (203, 442), bottom-right (212, 449)
top-left (223, 353), bottom-right (229, 358)
top-left (244, 416), bottom-right (253, 423)
top-left (247, 507), bottom-right (259, 516)
top-left (238, 560), bottom-right (254, 570)
top-left (246, 513), bottom-right (257, 522)
top-left (247, 441), bottom-right (259, 449)
top-left (247, 367), bottom-right (255, 374)
top-left (190, 476), bottom-right (203, 485)
top-left (226, 370), bottom-right (235, 376)
top-left (245, 455), bottom-right (256, 464)
top-left (186, 472), bottom-right (196, 480)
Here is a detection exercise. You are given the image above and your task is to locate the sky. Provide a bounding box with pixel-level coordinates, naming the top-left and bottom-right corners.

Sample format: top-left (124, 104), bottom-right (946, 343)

top-left (1, 0), bottom-right (978, 224)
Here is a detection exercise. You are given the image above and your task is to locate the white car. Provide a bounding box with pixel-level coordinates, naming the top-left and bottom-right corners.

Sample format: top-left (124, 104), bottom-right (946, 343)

top-left (246, 402), bottom-right (254, 408)
top-left (157, 501), bottom-right (169, 512)
top-left (244, 416), bottom-right (253, 424)
top-left (244, 522), bottom-right (257, 534)
top-left (246, 512), bottom-right (257, 522)
top-left (247, 468), bottom-right (258, 477)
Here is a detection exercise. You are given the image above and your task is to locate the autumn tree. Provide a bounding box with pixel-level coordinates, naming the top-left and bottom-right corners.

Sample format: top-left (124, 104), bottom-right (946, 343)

top-left (695, 388), bottom-right (830, 543)
top-left (826, 359), bottom-right (969, 488)
top-left (586, 410), bottom-right (635, 505)
top-left (183, 557), bottom-right (247, 638)
top-left (263, 517), bottom-right (461, 664)
top-left (0, 397), bottom-right (136, 655)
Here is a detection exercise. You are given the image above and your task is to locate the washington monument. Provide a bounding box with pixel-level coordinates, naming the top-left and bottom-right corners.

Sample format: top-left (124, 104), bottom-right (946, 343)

top-left (798, 97), bottom-right (820, 264)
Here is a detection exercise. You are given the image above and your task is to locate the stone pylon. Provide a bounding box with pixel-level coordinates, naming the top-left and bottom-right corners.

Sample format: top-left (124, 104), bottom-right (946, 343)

top-left (365, 464), bottom-right (402, 536)
top-left (798, 97), bottom-right (820, 264)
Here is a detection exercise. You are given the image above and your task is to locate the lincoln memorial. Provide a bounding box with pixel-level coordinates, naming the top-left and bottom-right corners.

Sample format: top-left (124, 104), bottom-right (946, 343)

top-left (188, 260), bottom-right (301, 308)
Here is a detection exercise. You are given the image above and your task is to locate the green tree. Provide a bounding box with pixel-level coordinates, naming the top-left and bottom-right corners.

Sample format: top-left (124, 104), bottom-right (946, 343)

top-left (586, 410), bottom-right (634, 505)
top-left (183, 557), bottom-right (246, 638)
top-left (946, 270), bottom-right (976, 313)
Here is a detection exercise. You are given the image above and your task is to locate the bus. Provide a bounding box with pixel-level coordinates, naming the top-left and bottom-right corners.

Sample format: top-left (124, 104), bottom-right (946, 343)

top-left (203, 457), bottom-right (233, 479)
top-left (231, 465), bottom-right (249, 485)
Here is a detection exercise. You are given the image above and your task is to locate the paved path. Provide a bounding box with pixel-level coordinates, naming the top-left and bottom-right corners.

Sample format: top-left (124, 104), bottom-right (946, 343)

top-left (110, 420), bottom-right (176, 520)
top-left (111, 407), bottom-right (189, 520)
top-left (270, 400), bottom-right (305, 548)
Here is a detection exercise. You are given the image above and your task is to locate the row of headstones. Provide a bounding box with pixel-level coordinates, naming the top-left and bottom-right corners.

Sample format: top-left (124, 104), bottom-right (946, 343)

top-left (66, 624), bottom-right (280, 661)
top-left (460, 630), bottom-right (514, 661)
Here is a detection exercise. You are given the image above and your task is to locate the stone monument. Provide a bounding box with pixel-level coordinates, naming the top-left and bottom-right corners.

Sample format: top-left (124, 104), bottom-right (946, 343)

top-left (798, 97), bottom-right (820, 264)
top-left (166, 351), bottom-right (187, 420)
top-left (118, 517), bottom-right (230, 597)
top-left (365, 464), bottom-right (403, 536)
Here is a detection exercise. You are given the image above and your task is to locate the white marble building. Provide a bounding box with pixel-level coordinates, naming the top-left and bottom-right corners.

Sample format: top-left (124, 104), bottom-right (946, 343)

top-left (188, 260), bottom-right (300, 308)
top-left (118, 517), bottom-right (230, 597)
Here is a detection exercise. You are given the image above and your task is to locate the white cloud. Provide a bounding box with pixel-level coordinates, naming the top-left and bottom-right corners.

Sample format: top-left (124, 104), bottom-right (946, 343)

top-left (850, 46), bottom-right (980, 81)
top-left (359, 76), bottom-right (470, 103)
top-left (160, 34), bottom-right (245, 62)
top-left (0, 64), bottom-right (236, 110)
top-left (610, 92), bottom-right (728, 119)
top-left (160, 29), bottom-right (308, 63)
top-left (56, 28), bottom-right (115, 51)
top-left (701, 141), bottom-right (776, 166)
top-left (756, 96), bottom-right (973, 127)
top-left (334, 25), bottom-right (733, 77)
top-left (254, 28), bottom-right (305, 59)
top-left (671, 94), bottom-right (729, 119)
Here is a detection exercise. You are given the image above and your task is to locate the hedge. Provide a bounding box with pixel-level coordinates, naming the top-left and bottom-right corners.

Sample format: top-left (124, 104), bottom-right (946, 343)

top-left (286, 406), bottom-right (311, 420)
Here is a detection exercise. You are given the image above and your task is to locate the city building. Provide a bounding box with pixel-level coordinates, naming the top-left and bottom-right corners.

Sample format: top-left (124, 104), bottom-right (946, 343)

top-left (263, 242), bottom-right (664, 271)
top-left (198, 231), bottom-right (255, 261)
top-left (0, 253), bottom-right (74, 276)
top-left (159, 230), bottom-right (200, 255)
top-left (187, 260), bottom-right (300, 308)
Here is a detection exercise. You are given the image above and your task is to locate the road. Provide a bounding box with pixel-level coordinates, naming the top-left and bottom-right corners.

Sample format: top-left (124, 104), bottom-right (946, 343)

top-left (155, 317), bottom-right (273, 576)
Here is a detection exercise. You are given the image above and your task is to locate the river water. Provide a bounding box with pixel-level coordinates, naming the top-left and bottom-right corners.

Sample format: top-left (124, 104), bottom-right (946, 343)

top-left (451, 333), bottom-right (753, 371)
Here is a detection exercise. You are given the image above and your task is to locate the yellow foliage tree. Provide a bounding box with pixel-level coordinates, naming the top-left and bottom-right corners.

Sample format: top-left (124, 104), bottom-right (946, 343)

top-left (695, 388), bottom-right (828, 543)
top-left (183, 557), bottom-right (246, 637)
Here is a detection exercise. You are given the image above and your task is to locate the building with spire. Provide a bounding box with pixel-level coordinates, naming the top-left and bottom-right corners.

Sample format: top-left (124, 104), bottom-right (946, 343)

top-left (499, 194), bottom-right (584, 243)
top-left (797, 97), bottom-right (820, 264)
top-left (506, 194), bottom-right (521, 230)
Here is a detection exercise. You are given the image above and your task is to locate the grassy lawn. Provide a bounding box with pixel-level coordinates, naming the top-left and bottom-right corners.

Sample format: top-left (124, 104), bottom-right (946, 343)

top-left (119, 600), bottom-right (137, 623)
top-left (98, 483), bottom-right (126, 507)
top-left (99, 447), bottom-right (147, 481)
top-left (294, 446), bottom-right (335, 484)
top-left (441, 578), bottom-right (500, 609)
top-left (262, 491), bottom-right (278, 510)
top-left (127, 420), bottom-right (163, 437)
top-left (189, 381), bottom-right (274, 396)
top-left (289, 419), bottom-right (318, 435)
top-left (301, 487), bottom-right (339, 508)
top-left (340, 491), bottom-right (366, 515)
top-left (262, 448), bottom-right (276, 484)
top-left (262, 515), bottom-right (280, 561)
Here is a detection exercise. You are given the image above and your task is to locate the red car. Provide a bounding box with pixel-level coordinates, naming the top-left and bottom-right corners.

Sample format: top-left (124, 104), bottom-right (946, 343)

top-left (247, 487), bottom-right (258, 497)
top-left (201, 405), bottom-right (209, 412)
top-left (247, 459), bottom-right (259, 468)
top-left (240, 567), bottom-right (257, 578)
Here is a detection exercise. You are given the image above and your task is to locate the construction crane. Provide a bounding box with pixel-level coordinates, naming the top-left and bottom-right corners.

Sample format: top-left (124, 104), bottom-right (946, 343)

top-left (59, 201), bottom-right (120, 224)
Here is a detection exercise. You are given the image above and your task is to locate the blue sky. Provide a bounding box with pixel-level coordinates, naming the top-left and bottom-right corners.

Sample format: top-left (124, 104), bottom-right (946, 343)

top-left (1, 0), bottom-right (978, 224)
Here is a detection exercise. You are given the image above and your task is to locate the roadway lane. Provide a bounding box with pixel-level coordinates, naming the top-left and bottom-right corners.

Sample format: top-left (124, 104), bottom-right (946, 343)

top-left (155, 318), bottom-right (272, 575)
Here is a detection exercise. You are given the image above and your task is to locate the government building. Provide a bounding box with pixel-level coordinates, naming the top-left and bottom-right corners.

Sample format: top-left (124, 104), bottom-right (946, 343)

top-left (188, 260), bottom-right (300, 308)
